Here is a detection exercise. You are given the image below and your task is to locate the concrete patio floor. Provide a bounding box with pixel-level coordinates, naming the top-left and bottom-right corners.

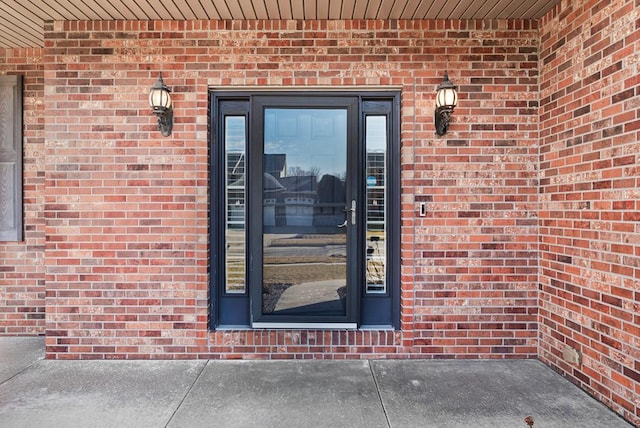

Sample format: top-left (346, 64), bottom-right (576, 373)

top-left (0, 337), bottom-right (632, 427)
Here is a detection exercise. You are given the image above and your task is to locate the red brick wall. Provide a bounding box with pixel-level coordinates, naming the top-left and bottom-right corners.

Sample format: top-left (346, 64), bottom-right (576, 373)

top-left (0, 48), bottom-right (46, 335)
top-left (40, 19), bottom-right (539, 360)
top-left (539, 0), bottom-right (640, 424)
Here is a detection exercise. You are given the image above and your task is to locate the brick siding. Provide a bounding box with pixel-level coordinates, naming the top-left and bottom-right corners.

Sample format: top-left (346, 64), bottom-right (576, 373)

top-left (38, 18), bottom-right (539, 360)
top-left (539, 0), bottom-right (640, 424)
top-left (0, 48), bottom-right (46, 334)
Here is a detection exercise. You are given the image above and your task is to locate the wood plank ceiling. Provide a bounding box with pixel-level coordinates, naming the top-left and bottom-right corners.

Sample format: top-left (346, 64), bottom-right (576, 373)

top-left (0, 0), bottom-right (559, 48)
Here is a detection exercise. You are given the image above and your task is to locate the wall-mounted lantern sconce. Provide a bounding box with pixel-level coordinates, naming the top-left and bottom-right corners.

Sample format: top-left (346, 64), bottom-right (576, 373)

top-left (434, 71), bottom-right (458, 136)
top-left (149, 73), bottom-right (173, 137)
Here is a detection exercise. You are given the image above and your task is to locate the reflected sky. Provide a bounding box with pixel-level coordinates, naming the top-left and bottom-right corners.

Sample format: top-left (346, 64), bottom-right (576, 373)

top-left (264, 108), bottom-right (347, 178)
top-left (366, 115), bottom-right (386, 151)
top-left (225, 116), bottom-right (246, 151)
top-left (225, 111), bottom-right (387, 177)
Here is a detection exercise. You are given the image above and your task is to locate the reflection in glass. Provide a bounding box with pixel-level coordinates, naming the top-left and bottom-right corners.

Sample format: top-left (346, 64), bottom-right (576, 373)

top-left (225, 116), bottom-right (246, 293)
top-left (262, 108), bottom-right (348, 316)
top-left (365, 116), bottom-right (387, 293)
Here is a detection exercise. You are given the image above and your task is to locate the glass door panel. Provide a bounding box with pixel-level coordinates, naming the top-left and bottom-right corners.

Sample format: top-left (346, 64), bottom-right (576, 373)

top-left (261, 108), bottom-right (348, 318)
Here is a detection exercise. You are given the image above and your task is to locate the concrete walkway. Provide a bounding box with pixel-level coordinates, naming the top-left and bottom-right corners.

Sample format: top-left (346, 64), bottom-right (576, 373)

top-left (0, 337), bottom-right (632, 428)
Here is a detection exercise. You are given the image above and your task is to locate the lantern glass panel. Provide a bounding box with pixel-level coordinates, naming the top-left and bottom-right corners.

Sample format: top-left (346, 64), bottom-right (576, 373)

top-left (150, 88), bottom-right (171, 110)
top-left (436, 87), bottom-right (457, 109)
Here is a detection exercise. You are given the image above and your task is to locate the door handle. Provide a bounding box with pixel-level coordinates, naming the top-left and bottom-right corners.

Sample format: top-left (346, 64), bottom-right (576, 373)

top-left (350, 199), bottom-right (356, 225)
top-left (338, 200), bottom-right (356, 227)
top-left (341, 200), bottom-right (356, 225)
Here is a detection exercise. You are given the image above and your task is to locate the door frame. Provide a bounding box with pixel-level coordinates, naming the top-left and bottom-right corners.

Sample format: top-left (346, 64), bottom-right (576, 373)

top-left (209, 90), bottom-right (401, 330)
